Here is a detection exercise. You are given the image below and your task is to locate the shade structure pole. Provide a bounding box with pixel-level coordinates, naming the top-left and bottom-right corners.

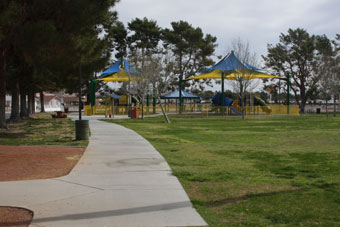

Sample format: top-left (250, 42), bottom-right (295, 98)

top-left (221, 71), bottom-right (225, 115)
top-left (287, 72), bottom-right (290, 114)
top-left (112, 98), bottom-right (114, 118)
top-left (179, 75), bottom-right (183, 114)
top-left (128, 71), bottom-right (131, 118)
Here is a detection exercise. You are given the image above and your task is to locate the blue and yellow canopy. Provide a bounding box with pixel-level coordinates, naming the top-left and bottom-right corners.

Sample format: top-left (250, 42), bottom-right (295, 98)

top-left (96, 59), bottom-right (140, 82)
top-left (187, 69), bottom-right (281, 80)
top-left (187, 52), bottom-right (282, 80)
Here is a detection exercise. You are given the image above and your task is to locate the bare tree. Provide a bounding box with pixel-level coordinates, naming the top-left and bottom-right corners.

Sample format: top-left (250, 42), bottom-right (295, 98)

top-left (129, 50), bottom-right (176, 123)
top-left (227, 38), bottom-right (260, 120)
top-left (333, 35), bottom-right (340, 116)
top-left (318, 60), bottom-right (333, 118)
top-left (315, 37), bottom-right (340, 118)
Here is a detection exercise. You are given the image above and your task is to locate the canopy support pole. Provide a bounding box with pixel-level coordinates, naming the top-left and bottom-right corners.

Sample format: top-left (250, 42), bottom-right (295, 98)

top-left (153, 96), bottom-right (156, 114)
top-left (112, 98), bottom-right (115, 118)
top-left (179, 75), bottom-right (183, 114)
top-left (221, 71), bottom-right (225, 115)
top-left (287, 72), bottom-right (290, 114)
top-left (105, 97), bottom-right (108, 118)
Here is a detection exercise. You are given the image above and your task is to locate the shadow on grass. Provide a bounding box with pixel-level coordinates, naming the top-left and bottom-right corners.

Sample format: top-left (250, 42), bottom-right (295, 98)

top-left (198, 188), bottom-right (304, 208)
top-left (0, 132), bottom-right (28, 139)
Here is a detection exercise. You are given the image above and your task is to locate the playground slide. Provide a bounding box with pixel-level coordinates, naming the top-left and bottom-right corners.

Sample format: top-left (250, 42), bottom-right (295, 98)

top-left (254, 96), bottom-right (272, 114)
top-left (230, 106), bottom-right (242, 114)
top-left (260, 106), bottom-right (271, 115)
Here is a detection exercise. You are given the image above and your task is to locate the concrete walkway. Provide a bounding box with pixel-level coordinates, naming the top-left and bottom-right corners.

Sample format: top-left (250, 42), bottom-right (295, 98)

top-left (0, 115), bottom-right (207, 227)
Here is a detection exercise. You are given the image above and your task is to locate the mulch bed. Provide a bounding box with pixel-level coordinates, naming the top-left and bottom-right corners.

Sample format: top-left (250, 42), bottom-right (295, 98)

top-left (0, 145), bottom-right (86, 226)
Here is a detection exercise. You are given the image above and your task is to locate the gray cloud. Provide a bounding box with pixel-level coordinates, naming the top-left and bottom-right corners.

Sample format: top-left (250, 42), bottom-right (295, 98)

top-left (115, 0), bottom-right (339, 58)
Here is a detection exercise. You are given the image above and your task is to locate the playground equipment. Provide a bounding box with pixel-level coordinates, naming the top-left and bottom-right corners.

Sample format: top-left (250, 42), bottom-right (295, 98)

top-left (210, 93), bottom-right (275, 115)
top-left (88, 54), bottom-right (297, 118)
top-left (253, 96), bottom-right (272, 115)
top-left (186, 51), bottom-right (284, 115)
top-left (211, 93), bottom-right (241, 114)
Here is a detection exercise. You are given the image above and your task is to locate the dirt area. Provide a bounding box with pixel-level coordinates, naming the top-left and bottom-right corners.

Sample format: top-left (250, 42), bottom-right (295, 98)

top-left (0, 145), bottom-right (86, 226)
top-left (0, 207), bottom-right (33, 227)
top-left (0, 145), bottom-right (85, 181)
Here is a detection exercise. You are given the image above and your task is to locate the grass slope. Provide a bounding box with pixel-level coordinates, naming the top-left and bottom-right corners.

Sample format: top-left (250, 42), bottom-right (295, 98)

top-left (105, 115), bottom-right (340, 226)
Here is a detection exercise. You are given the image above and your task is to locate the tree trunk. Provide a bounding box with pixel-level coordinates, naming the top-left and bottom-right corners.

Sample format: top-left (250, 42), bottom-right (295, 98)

top-left (299, 98), bottom-right (306, 114)
top-left (20, 91), bottom-right (28, 118)
top-left (28, 91), bottom-right (35, 115)
top-left (333, 94), bottom-right (336, 117)
top-left (8, 80), bottom-right (21, 123)
top-left (338, 94), bottom-right (340, 116)
top-left (241, 99), bottom-right (245, 120)
top-left (240, 92), bottom-right (245, 120)
top-left (40, 91), bottom-right (45, 112)
top-left (300, 86), bottom-right (306, 113)
top-left (325, 99), bottom-right (328, 119)
top-left (0, 48), bottom-right (7, 128)
top-left (158, 96), bottom-right (170, 124)
top-left (27, 93), bottom-right (32, 115)
top-left (31, 92), bottom-right (35, 114)
top-left (141, 96), bottom-right (144, 120)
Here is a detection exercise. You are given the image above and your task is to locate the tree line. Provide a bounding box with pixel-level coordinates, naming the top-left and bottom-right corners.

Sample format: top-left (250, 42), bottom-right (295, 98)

top-left (0, 0), bottom-right (120, 128)
top-left (0, 1), bottom-right (218, 129)
top-left (1, 1), bottom-right (339, 129)
top-left (263, 28), bottom-right (340, 113)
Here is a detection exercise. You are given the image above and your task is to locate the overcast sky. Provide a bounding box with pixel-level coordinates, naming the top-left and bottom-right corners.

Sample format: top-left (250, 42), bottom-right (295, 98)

top-left (115, 0), bottom-right (340, 62)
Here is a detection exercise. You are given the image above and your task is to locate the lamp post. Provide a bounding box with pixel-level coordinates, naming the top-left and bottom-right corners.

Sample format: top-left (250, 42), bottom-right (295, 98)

top-left (90, 78), bottom-right (95, 115)
top-left (75, 60), bottom-right (89, 140)
top-left (78, 61), bottom-right (82, 120)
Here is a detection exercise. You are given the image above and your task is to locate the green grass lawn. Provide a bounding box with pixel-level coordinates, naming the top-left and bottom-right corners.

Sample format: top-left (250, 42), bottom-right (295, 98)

top-left (0, 113), bottom-right (88, 146)
top-left (105, 115), bottom-right (340, 226)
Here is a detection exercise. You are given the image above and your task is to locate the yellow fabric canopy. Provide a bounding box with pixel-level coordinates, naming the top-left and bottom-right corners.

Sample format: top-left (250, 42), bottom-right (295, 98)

top-left (96, 69), bottom-right (140, 82)
top-left (186, 69), bottom-right (282, 80)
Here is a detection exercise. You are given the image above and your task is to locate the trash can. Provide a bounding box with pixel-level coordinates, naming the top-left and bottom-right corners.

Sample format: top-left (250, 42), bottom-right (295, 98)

top-left (316, 108), bottom-right (321, 114)
top-left (131, 107), bottom-right (140, 119)
top-left (75, 120), bottom-right (89, 140)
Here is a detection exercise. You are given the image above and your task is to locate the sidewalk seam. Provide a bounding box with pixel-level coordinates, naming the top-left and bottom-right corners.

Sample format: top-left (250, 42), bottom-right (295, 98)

top-left (53, 178), bottom-right (105, 191)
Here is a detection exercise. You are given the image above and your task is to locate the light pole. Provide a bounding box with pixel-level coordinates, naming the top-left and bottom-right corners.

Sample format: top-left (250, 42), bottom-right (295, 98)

top-left (75, 60), bottom-right (89, 140)
top-left (78, 61), bottom-right (82, 120)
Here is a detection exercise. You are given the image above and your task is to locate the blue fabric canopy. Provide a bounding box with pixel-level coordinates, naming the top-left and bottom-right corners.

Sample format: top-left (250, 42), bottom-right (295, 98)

top-left (201, 51), bottom-right (261, 73)
top-left (98, 59), bottom-right (122, 78)
top-left (123, 60), bottom-right (140, 74)
top-left (162, 90), bottom-right (200, 99)
top-left (98, 59), bottom-right (140, 79)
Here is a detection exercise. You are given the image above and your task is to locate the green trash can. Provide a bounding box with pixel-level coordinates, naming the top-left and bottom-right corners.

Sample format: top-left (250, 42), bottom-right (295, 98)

top-left (75, 120), bottom-right (89, 140)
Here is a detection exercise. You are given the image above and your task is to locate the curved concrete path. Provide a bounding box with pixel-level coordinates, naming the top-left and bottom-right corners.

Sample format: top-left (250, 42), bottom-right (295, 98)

top-left (0, 116), bottom-right (207, 227)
